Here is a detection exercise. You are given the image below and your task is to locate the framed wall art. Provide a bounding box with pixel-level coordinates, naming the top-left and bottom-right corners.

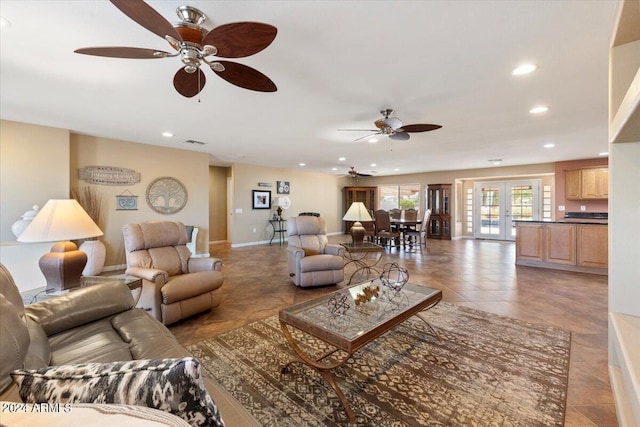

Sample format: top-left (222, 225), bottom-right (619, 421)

top-left (146, 176), bottom-right (188, 214)
top-left (277, 181), bottom-right (290, 194)
top-left (252, 190), bottom-right (271, 209)
top-left (116, 190), bottom-right (138, 210)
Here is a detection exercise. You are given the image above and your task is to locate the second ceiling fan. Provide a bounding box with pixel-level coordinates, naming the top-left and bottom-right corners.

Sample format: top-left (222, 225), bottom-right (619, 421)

top-left (75, 0), bottom-right (277, 98)
top-left (341, 109), bottom-right (442, 141)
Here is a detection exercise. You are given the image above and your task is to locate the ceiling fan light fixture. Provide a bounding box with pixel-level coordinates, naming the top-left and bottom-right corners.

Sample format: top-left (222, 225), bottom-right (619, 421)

top-left (210, 62), bottom-right (225, 72)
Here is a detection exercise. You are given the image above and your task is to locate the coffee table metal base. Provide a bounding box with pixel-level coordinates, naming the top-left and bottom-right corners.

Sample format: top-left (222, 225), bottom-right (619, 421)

top-left (279, 295), bottom-right (441, 421)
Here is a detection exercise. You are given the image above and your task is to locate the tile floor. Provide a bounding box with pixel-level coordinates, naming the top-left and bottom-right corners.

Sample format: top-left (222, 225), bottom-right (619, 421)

top-left (170, 235), bottom-right (617, 426)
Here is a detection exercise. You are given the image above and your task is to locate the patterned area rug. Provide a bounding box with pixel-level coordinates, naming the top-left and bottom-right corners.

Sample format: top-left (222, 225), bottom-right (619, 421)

top-left (188, 302), bottom-right (570, 426)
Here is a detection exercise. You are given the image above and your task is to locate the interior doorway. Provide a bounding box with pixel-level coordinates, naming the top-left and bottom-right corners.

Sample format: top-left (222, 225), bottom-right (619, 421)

top-left (473, 180), bottom-right (540, 241)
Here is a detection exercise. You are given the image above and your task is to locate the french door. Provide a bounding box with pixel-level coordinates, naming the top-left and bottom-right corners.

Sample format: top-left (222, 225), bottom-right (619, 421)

top-left (474, 180), bottom-right (540, 241)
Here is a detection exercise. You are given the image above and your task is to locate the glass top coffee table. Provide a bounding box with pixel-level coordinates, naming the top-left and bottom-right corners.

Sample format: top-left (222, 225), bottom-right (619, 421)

top-left (279, 280), bottom-right (442, 421)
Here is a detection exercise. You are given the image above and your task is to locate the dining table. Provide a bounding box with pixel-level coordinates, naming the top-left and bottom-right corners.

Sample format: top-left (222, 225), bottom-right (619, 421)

top-left (389, 218), bottom-right (422, 250)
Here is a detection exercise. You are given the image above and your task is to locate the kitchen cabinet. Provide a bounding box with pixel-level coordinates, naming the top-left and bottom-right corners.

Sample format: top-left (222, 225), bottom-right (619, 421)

top-left (565, 167), bottom-right (609, 200)
top-left (343, 186), bottom-right (377, 233)
top-left (515, 221), bottom-right (607, 275)
top-left (426, 184), bottom-right (452, 240)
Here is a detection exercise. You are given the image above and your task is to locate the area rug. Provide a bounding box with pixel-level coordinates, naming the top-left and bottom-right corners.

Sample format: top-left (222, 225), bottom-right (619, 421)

top-left (188, 302), bottom-right (571, 426)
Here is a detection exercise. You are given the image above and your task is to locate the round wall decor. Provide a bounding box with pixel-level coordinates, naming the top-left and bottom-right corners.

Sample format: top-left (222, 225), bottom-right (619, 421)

top-left (146, 177), bottom-right (188, 214)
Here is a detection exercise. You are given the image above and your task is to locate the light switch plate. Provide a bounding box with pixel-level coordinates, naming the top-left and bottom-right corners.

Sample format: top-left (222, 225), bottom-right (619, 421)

top-left (558, 205), bottom-right (565, 211)
top-left (580, 206), bottom-right (586, 211)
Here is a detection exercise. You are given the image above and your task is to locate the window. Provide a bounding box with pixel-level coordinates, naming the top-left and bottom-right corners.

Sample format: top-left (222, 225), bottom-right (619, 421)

top-left (466, 188), bottom-right (473, 233)
top-left (379, 184), bottom-right (420, 211)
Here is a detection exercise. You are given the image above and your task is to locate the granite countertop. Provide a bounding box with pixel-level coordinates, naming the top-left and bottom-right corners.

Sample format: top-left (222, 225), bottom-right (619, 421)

top-left (514, 219), bottom-right (608, 225)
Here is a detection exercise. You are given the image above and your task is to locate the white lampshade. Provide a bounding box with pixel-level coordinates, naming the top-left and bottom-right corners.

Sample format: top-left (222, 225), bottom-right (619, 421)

top-left (342, 202), bottom-right (373, 222)
top-left (273, 196), bottom-right (291, 209)
top-left (17, 199), bottom-right (104, 292)
top-left (18, 199), bottom-right (103, 243)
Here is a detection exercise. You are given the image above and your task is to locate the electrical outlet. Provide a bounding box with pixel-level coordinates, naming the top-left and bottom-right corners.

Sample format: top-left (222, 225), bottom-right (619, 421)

top-left (580, 206), bottom-right (586, 211)
top-left (558, 205), bottom-right (565, 211)
top-left (252, 227), bottom-right (257, 233)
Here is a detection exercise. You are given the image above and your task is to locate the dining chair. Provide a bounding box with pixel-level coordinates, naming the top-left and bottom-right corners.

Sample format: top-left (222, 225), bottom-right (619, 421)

top-left (373, 209), bottom-right (401, 249)
top-left (404, 209), bottom-right (431, 251)
top-left (389, 208), bottom-right (402, 232)
top-left (401, 208), bottom-right (419, 248)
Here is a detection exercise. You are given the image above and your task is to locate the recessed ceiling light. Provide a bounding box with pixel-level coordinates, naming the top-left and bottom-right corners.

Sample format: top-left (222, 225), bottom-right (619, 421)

top-left (512, 63), bottom-right (537, 76)
top-left (368, 138), bottom-right (378, 143)
top-left (543, 143), bottom-right (555, 148)
top-left (529, 106), bottom-right (549, 114)
top-left (370, 163), bottom-right (377, 167)
top-left (394, 168), bottom-right (400, 172)
top-left (162, 131), bottom-right (174, 137)
top-left (338, 157), bottom-right (346, 161)
top-left (331, 167), bottom-right (338, 171)
top-left (599, 152), bottom-right (609, 156)
top-left (299, 162), bottom-right (306, 167)
top-left (489, 158), bottom-right (502, 165)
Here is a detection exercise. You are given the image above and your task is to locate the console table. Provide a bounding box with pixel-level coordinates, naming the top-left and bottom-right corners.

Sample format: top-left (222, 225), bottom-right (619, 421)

top-left (269, 219), bottom-right (287, 245)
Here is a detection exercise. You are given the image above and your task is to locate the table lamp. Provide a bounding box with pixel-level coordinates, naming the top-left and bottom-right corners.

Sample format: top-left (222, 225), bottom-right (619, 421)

top-left (342, 202), bottom-right (373, 246)
top-left (273, 196), bottom-right (291, 219)
top-left (17, 199), bottom-right (104, 292)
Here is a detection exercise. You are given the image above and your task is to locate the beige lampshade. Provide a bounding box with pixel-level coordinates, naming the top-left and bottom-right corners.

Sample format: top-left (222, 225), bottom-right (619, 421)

top-left (342, 202), bottom-right (373, 222)
top-left (17, 199), bottom-right (103, 243)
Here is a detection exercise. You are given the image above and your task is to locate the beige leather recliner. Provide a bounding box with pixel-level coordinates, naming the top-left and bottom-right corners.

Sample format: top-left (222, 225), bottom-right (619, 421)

top-left (287, 216), bottom-right (345, 287)
top-left (123, 221), bottom-right (223, 325)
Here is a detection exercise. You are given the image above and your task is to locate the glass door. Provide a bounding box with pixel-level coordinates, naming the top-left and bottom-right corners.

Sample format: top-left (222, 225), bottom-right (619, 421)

top-left (474, 180), bottom-right (539, 241)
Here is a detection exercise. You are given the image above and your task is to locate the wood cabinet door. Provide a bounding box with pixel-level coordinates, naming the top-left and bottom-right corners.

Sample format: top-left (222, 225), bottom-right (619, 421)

top-left (565, 170), bottom-right (581, 200)
top-left (515, 223), bottom-right (544, 261)
top-left (545, 224), bottom-right (576, 265)
top-left (577, 225), bottom-right (608, 268)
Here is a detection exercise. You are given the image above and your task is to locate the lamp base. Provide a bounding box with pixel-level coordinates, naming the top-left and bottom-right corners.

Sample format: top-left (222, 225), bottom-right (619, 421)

top-left (350, 221), bottom-right (366, 246)
top-left (39, 241), bottom-right (87, 292)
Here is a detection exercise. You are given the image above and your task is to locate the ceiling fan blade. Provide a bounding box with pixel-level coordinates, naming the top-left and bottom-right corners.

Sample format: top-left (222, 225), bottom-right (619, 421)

top-left (353, 132), bottom-right (382, 142)
top-left (173, 68), bottom-right (206, 98)
top-left (399, 124), bottom-right (442, 133)
top-left (211, 61), bottom-right (277, 92)
top-left (203, 22), bottom-right (277, 58)
top-left (337, 129), bottom-right (379, 132)
top-left (110, 0), bottom-right (182, 42)
top-left (389, 132), bottom-right (410, 141)
top-left (74, 47), bottom-right (173, 59)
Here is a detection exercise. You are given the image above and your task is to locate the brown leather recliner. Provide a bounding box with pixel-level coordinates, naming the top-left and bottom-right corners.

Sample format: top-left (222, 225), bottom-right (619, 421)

top-left (123, 221), bottom-right (223, 325)
top-left (287, 216), bottom-right (345, 287)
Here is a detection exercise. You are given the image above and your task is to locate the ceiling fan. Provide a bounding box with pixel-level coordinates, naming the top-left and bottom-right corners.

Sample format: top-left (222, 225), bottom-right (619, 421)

top-left (74, 0), bottom-right (277, 98)
top-left (340, 109), bottom-right (442, 141)
top-left (347, 167), bottom-right (372, 178)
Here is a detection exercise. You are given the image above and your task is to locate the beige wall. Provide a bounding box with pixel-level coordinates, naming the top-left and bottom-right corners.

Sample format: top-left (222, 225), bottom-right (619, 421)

top-left (0, 120), bottom-right (70, 241)
top-left (229, 163), bottom-right (346, 245)
top-left (70, 134), bottom-right (210, 267)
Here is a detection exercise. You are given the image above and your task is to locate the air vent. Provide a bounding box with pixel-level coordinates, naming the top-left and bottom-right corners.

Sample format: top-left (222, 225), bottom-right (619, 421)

top-left (183, 139), bottom-right (206, 145)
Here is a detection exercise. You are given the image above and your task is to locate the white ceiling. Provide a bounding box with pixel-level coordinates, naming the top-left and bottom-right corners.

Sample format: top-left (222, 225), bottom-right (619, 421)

top-left (0, 1), bottom-right (618, 177)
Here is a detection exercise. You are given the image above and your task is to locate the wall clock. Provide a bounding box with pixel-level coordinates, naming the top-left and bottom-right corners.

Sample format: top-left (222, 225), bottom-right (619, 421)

top-left (146, 177), bottom-right (188, 214)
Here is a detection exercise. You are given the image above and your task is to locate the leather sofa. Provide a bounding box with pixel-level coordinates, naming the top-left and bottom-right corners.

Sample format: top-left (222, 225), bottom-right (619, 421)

top-left (122, 221), bottom-right (224, 325)
top-left (286, 216), bottom-right (345, 287)
top-left (0, 263), bottom-right (258, 426)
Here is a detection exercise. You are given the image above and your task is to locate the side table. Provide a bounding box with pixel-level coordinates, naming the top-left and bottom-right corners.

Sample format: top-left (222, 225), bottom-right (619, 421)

top-left (340, 242), bottom-right (385, 285)
top-left (269, 219), bottom-right (287, 245)
top-left (21, 274), bottom-right (143, 305)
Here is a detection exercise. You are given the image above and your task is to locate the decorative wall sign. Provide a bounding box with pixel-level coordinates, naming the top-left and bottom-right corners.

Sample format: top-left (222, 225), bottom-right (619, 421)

top-left (258, 182), bottom-right (273, 187)
top-left (252, 190), bottom-right (271, 209)
top-left (146, 177), bottom-right (188, 214)
top-left (78, 166), bottom-right (141, 186)
top-left (116, 190), bottom-right (138, 210)
top-left (277, 181), bottom-right (290, 194)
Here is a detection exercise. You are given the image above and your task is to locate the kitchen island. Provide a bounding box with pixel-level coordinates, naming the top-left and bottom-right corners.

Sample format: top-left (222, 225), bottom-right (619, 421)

top-left (515, 218), bottom-right (608, 275)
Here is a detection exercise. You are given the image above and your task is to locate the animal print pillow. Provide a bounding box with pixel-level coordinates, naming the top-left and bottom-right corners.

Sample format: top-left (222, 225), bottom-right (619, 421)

top-left (10, 357), bottom-right (224, 427)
